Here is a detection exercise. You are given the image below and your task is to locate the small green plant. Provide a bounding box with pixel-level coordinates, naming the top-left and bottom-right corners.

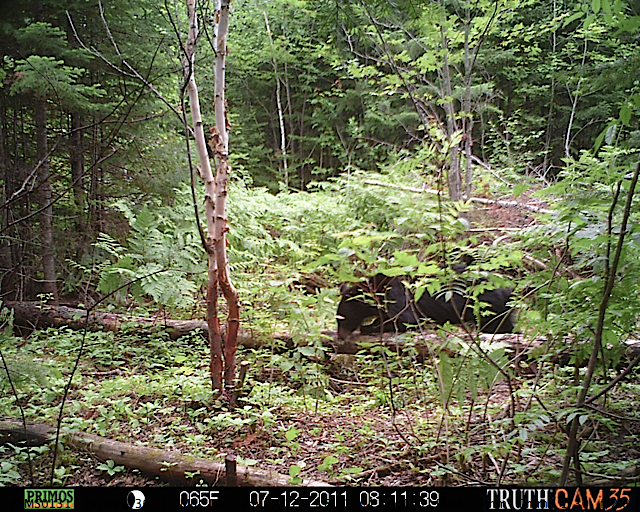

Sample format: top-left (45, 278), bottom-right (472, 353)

top-left (284, 425), bottom-right (301, 455)
top-left (96, 459), bottom-right (126, 477)
top-left (0, 459), bottom-right (21, 485)
top-left (317, 455), bottom-right (339, 473)
top-left (52, 465), bottom-right (74, 485)
top-left (288, 464), bottom-right (303, 485)
top-left (339, 466), bottom-right (365, 481)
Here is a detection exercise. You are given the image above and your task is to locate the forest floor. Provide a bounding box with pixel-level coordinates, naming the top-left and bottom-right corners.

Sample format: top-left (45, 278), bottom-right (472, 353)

top-left (4, 200), bottom-right (640, 488)
top-left (14, 357), bottom-right (640, 488)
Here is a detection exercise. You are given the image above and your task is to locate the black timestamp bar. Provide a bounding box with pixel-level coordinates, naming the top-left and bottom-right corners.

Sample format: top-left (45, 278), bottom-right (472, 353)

top-left (2, 485), bottom-right (636, 511)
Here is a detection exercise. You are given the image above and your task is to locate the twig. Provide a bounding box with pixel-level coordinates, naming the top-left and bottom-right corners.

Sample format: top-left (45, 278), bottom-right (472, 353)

top-left (560, 157), bottom-right (640, 485)
top-left (363, 179), bottom-right (553, 214)
top-left (67, 7), bottom-right (183, 121)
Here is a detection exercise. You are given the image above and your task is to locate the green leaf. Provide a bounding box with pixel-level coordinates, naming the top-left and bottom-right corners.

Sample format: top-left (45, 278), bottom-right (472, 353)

top-left (583, 13), bottom-right (596, 28)
top-left (336, 247), bottom-right (356, 258)
top-left (318, 455), bottom-right (339, 471)
top-left (619, 103), bottom-right (631, 126)
top-left (513, 183), bottom-right (529, 198)
top-left (381, 267), bottom-right (408, 277)
top-left (391, 251), bottom-right (419, 268)
top-left (289, 464), bottom-right (302, 477)
top-left (298, 346), bottom-right (318, 357)
top-left (563, 11), bottom-right (585, 27)
top-left (285, 426), bottom-right (301, 442)
top-left (594, 125), bottom-right (608, 151)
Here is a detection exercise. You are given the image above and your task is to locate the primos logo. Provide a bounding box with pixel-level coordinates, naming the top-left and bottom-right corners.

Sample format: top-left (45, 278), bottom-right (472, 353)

top-left (24, 489), bottom-right (75, 509)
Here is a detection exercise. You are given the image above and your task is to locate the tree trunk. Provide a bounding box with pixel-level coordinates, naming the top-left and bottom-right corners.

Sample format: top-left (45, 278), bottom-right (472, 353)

top-left (213, 1), bottom-right (240, 400)
top-left (6, 301), bottom-right (209, 340)
top-left (184, 0), bottom-right (221, 392)
top-left (88, 112), bottom-right (107, 236)
top-left (542, 0), bottom-right (558, 173)
top-left (5, 300), bottom-right (295, 347)
top-left (34, 97), bottom-right (58, 302)
top-left (69, 112), bottom-right (86, 236)
top-left (564, 36), bottom-right (588, 160)
top-left (362, 179), bottom-right (553, 214)
top-left (263, 11), bottom-right (288, 188)
top-left (184, 0), bottom-right (239, 399)
top-left (462, 10), bottom-right (474, 200)
top-left (11, 300), bottom-right (639, 367)
top-left (0, 419), bottom-right (330, 487)
top-left (0, 103), bottom-right (14, 299)
top-left (439, 27), bottom-right (462, 201)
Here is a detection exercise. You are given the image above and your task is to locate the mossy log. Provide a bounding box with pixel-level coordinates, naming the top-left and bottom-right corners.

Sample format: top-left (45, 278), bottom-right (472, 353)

top-left (0, 419), bottom-right (329, 487)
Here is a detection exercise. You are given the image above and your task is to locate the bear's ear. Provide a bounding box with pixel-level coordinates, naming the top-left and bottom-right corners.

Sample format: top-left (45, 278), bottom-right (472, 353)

top-left (339, 283), bottom-right (352, 295)
top-left (371, 273), bottom-right (394, 289)
top-left (370, 274), bottom-right (383, 290)
top-left (460, 253), bottom-right (475, 266)
top-left (451, 263), bottom-right (467, 274)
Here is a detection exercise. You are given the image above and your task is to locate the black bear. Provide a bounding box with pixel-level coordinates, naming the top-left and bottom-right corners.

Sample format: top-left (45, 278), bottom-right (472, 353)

top-left (336, 272), bottom-right (515, 339)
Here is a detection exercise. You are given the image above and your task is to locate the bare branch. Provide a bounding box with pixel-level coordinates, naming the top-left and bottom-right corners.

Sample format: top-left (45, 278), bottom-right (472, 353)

top-left (66, 7), bottom-right (183, 121)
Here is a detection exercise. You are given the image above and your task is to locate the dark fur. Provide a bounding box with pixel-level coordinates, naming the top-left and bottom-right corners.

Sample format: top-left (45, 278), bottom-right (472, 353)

top-left (336, 273), bottom-right (515, 339)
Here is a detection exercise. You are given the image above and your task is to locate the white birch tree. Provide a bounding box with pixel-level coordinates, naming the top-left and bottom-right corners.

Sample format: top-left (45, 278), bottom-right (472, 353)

top-left (184, 0), bottom-right (239, 398)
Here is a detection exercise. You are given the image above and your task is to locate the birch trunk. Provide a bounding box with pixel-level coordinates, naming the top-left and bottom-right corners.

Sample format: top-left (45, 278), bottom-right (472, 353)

top-left (213, 0), bottom-right (240, 399)
top-left (184, 0), bottom-right (239, 398)
top-left (263, 11), bottom-right (288, 188)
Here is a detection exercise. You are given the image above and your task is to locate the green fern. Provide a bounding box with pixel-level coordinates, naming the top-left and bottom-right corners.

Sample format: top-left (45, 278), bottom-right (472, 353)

top-left (94, 197), bottom-right (205, 310)
top-left (437, 338), bottom-right (510, 406)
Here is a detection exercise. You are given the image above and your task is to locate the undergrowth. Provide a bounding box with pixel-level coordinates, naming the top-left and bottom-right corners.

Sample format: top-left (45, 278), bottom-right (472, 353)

top-left (2, 321), bottom-right (639, 486)
top-left (2, 152), bottom-right (640, 486)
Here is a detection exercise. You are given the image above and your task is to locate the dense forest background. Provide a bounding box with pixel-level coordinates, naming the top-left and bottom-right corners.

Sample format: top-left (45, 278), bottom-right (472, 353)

top-left (1, 0), bottom-right (640, 489)
top-left (2, 0), bottom-right (639, 304)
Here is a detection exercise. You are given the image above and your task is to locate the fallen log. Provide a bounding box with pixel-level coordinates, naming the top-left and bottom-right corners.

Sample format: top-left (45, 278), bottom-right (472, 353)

top-left (5, 301), bottom-right (282, 346)
top-left (7, 301), bottom-right (208, 340)
top-left (7, 301), bottom-right (638, 364)
top-left (5, 301), bottom-right (518, 349)
top-left (0, 419), bottom-right (330, 487)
